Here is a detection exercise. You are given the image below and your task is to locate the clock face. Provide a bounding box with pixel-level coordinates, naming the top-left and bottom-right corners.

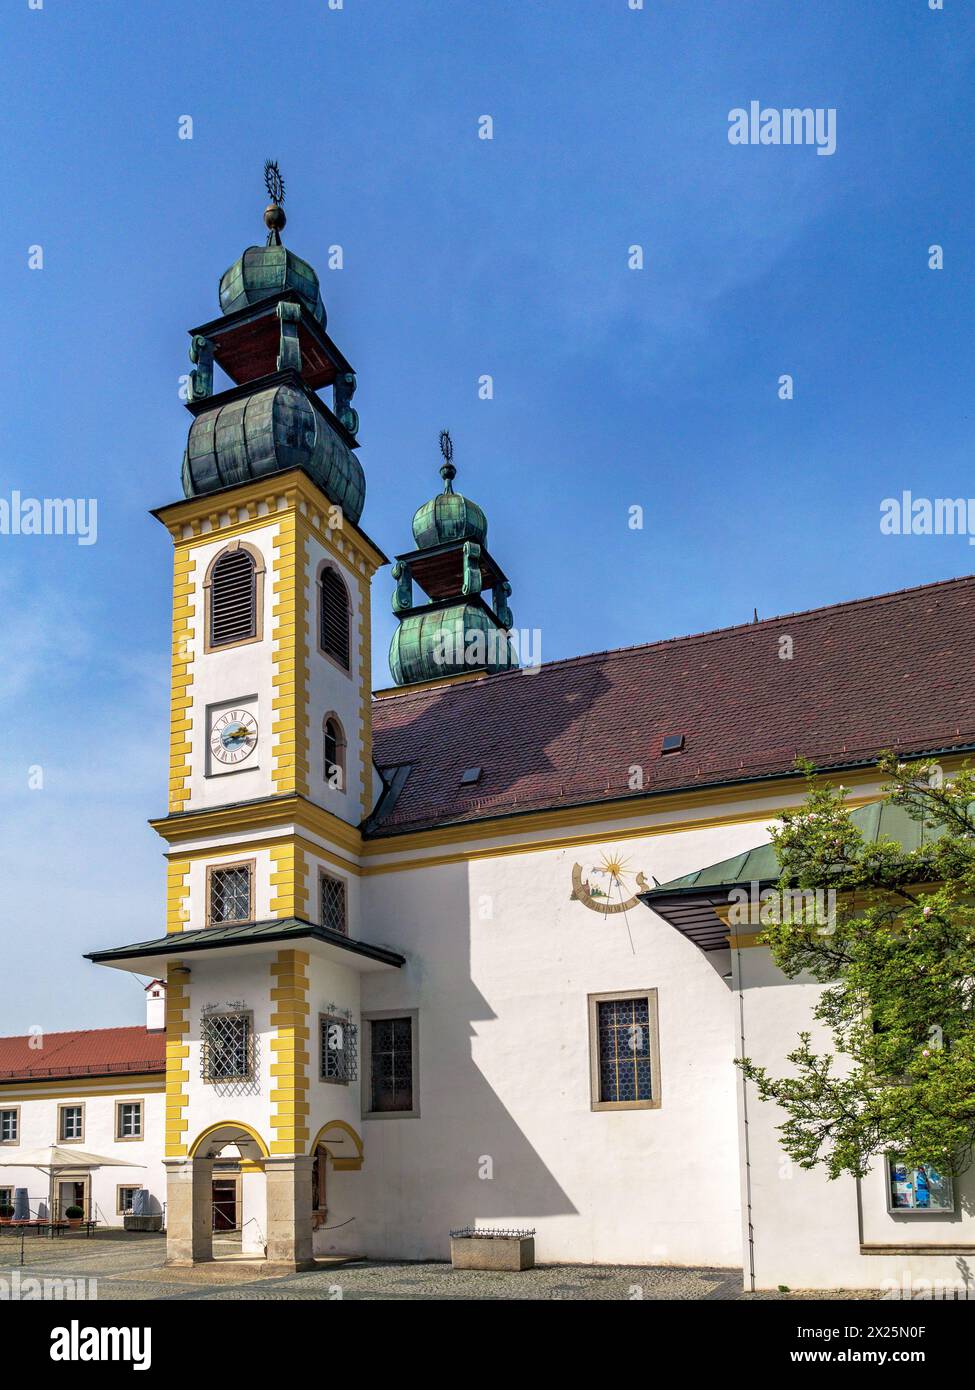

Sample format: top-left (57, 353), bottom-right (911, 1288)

top-left (209, 708), bottom-right (259, 766)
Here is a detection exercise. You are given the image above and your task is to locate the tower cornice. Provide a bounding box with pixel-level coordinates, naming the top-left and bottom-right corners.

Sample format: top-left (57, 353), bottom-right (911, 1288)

top-left (151, 467), bottom-right (388, 577)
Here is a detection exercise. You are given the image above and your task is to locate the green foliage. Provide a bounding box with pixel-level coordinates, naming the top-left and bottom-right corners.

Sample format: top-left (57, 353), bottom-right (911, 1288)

top-left (737, 755), bottom-right (975, 1180)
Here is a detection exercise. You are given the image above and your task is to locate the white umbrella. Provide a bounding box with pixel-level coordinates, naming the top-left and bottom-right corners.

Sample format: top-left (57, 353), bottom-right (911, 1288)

top-left (0, 1145), bottom-right (144, 1171)
top-left (0, 1145), bottom-right (145, 1222)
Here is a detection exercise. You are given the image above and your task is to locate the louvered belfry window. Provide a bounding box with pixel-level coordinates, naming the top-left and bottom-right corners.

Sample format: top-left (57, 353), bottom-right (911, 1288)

top-left (210, 548), bottom-right (257, 647)
top-left (320, 568), bottom-right (350, 669)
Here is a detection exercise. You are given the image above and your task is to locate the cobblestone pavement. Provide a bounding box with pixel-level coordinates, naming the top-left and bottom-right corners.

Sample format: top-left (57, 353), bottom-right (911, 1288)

top-left (0, 1232), bottom-right (880, 1300)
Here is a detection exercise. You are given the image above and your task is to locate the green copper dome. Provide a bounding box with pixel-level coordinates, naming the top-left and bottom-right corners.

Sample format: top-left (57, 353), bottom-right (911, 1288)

top-left (412, 462), bottom-right (487, 550)
top-left (389, 603), bottom-right (514, 686)
top-left (219, 243), bottom-right (326, 324)
top-left (182, 381), bottom-right (365, 523)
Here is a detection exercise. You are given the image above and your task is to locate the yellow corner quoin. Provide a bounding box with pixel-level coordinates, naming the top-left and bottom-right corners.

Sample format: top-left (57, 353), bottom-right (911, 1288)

top-left (169, 549), bottom-right (196, 811)
top-left (166, 857), bottom-right (191, 934)
top-left (269, 950), bottom-right (311, 1154)
top-left (269, 841), bottom-right (309, 918)
top-left (164, 962), bottom-right (191, 1158)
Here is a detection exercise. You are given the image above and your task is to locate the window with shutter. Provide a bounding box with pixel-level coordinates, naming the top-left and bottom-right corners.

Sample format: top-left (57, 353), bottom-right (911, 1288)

top-left (319, 568), bottom-right (351, 669)
top-left (210, 549), bottom-right (257, 647)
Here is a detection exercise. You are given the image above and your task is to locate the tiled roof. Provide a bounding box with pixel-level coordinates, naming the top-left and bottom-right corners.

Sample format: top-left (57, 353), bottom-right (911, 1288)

top-left (369, 574), bottom-right (975, 836)
top-left (0, 1027), bottom-right (165, 1083)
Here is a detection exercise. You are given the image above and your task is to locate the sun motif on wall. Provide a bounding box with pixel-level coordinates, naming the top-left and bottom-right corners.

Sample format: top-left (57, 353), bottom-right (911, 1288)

top-left (570, 849), bottom-right (650, 916)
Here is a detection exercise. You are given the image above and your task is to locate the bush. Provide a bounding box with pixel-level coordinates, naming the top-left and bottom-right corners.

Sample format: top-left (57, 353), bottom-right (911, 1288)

top-left (64, 1205), bottom-right (84, 1219)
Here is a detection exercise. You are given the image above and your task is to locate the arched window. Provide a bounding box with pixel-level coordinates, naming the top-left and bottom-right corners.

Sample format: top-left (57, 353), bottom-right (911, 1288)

top-left (319, 566), bottom-right (351, 670)
top-left (206, 543), bottom-right (263, 651)
top-left (323, 716), bottom-right (346, 792)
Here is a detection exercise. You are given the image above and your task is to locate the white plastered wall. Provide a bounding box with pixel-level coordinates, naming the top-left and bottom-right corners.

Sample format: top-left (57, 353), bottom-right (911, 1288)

top-left (735, 945), bottom-right (975, 1291)
top-left (184, 519), bottom-right (280, 811)
top-left (0, 1088), bottom-right (165, 1225)
top-left (303, 530), bottom-right (367, 825)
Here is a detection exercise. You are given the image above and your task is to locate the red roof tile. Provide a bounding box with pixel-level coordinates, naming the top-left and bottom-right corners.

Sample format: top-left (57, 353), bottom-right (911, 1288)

top-left (370, 574), bottom-right (975, 835)
top-left (0, 1027), bottom-right (165, 1083)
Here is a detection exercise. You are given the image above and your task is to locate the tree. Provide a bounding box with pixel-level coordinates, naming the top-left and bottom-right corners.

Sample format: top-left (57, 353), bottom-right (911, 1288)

top-left (736, 755), bottom-right (975, 1180)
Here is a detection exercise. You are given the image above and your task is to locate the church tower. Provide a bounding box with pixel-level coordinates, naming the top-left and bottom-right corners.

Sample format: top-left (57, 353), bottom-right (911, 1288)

top-left (89, 170), bottom-right (404, 1270)
top-left (388, 432), bottom-right (516, 685)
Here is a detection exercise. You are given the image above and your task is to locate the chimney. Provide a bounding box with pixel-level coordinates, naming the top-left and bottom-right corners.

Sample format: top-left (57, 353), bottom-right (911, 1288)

top-left (145, 979), bottom-right (166, 1033)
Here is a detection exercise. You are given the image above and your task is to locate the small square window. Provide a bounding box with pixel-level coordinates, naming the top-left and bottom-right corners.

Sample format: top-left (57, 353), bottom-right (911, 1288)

top-left (661, 734), bottom-right (685, 754)
top-left (117, 1186), bottom-right (143, 1216)
top-left (886, 1158), bottom-right (954, 1213)
top-left (116, 1102), bottom-right (143, 1140)
top-left (59, 1105), bottom-right (84, 1142)
top-left (460, 767), bottom-right (483, 786)
top-left (0, 1109), bottom-right (18, 1144)
top-left (320, 873), bottom-right (347, 935)
top-left (588, 991), bottom-right (660, 1111)
top-left (208, 863), bottom-right (253, 926)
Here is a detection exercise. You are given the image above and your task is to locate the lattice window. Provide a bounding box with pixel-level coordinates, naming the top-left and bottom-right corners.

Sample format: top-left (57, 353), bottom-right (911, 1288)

top-left (0, 1110), bottom-right (18, 1143)
top-left (596, 997), bottom-right (653, 1104)
top-left (370, 1016), bottom-right (413, 1112)
top-left (320, 568), bottom-right (350, 669)
top-left (201, 1012), bottom-right (253, 1083)
top-left (209, 865), bottom-right (252, 925)
top-left (210, 548), bottom-right (256, 647)
top-left (320, 1015), bottom-right (358, 1084)
top-left (320, 873), bottom-right (347, 935)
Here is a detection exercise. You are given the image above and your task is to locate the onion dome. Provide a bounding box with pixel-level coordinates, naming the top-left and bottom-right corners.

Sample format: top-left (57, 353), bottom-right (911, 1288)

top-left (218, 163), bottom-right (326, 323)
top-left (182, 381), bottom-right (365, 525)
top-left (389, 603), bottom-right (514, 686)
top-left (411, 435), bottom-right (487, 550)
top-left (219, 244), bottom-right (325, 323)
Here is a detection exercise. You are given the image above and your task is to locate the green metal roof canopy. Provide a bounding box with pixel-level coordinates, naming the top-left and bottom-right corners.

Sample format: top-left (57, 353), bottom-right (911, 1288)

top-left (86, 917), bottom-right (405, 974)
top-left (639, 799), bottom-right (945, 953)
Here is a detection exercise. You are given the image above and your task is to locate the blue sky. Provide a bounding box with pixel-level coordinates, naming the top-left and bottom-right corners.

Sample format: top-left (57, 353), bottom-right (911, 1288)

top-left (1, 0), bottom-right (972, 1031)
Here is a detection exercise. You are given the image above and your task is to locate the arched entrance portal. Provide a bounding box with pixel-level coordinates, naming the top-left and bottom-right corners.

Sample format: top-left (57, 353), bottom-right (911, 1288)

top-left (165, 1123), bottom-right (271, 1266)
top-left (308, 1121), bottom-right (364, 1257)
top-left (189, 1122), bottom-right (269, 1258)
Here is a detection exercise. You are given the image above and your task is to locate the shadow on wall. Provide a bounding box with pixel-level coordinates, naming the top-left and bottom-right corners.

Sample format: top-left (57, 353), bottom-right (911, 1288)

top-left (356, 857), bottom-right (580, 1260)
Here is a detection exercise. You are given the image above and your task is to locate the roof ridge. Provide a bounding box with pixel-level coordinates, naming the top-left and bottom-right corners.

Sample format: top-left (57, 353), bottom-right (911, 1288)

top-left (372, 572), bottom-right (975, 704)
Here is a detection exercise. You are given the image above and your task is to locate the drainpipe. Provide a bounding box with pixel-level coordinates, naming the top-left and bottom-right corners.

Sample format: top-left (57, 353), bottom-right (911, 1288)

top-left (732, 941), bottom-right (756, 1292)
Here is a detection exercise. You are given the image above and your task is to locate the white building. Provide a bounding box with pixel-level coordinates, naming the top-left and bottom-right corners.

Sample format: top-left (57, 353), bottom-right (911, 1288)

top-left (0, 983), bottom-right (165, 1225)
top-left (10, 187), bottom-right (974, 1290)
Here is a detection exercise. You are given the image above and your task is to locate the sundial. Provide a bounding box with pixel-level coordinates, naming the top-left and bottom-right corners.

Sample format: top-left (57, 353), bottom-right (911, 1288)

top-left (570, 850), bottom-right (650, 916)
